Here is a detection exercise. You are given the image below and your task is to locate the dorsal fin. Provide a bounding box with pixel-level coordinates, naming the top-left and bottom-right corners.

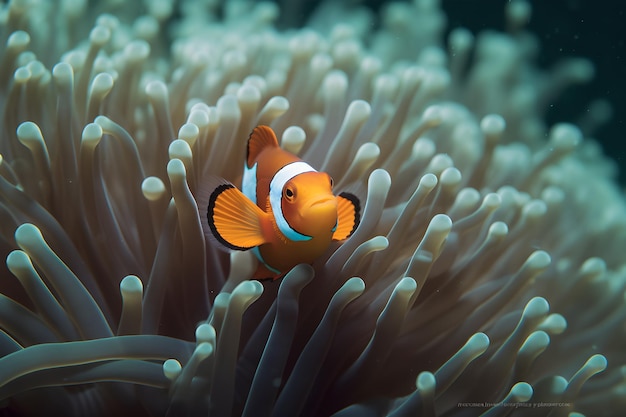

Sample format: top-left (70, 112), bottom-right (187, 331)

top-left (247, 125), bottom-right (279, 168)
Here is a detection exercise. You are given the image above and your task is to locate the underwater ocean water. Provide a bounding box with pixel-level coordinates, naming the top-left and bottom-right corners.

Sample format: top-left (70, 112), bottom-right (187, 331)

top-left (0, 0), bottom-right (625, 416)
top-left (439, 0), bottom-right (626, 184)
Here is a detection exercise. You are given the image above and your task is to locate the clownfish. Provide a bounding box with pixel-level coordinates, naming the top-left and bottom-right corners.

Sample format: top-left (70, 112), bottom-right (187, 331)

top-left (203, 125), bottom-right (360, 280)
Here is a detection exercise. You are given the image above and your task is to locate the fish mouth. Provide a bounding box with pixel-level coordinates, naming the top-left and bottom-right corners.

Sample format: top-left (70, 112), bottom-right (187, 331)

top-left (299, 198), bottom-right (338, 232)
top-left (309, 197), bottom-right (335, 207)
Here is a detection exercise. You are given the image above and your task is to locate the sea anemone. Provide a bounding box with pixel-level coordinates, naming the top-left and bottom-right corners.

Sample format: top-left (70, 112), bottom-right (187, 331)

top-left (0, 0), bottom-right (624, 416)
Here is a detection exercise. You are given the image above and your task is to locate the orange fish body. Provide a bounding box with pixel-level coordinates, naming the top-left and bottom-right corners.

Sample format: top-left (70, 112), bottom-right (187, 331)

top-left (206, 125), bottom-right (360, 280)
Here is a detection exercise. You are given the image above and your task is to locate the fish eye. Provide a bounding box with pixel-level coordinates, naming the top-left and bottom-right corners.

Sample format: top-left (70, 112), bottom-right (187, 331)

top-left (284, 186), bottom-right (296, 201)
top-left (329, 176), bottom-right (334, 188)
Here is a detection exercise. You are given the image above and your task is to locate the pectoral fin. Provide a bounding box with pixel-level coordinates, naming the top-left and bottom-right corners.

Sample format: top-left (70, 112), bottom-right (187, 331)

top-left (332, 192), bottom-right (360, 241)
top-left (208, 184), bottom-right (269, 250)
